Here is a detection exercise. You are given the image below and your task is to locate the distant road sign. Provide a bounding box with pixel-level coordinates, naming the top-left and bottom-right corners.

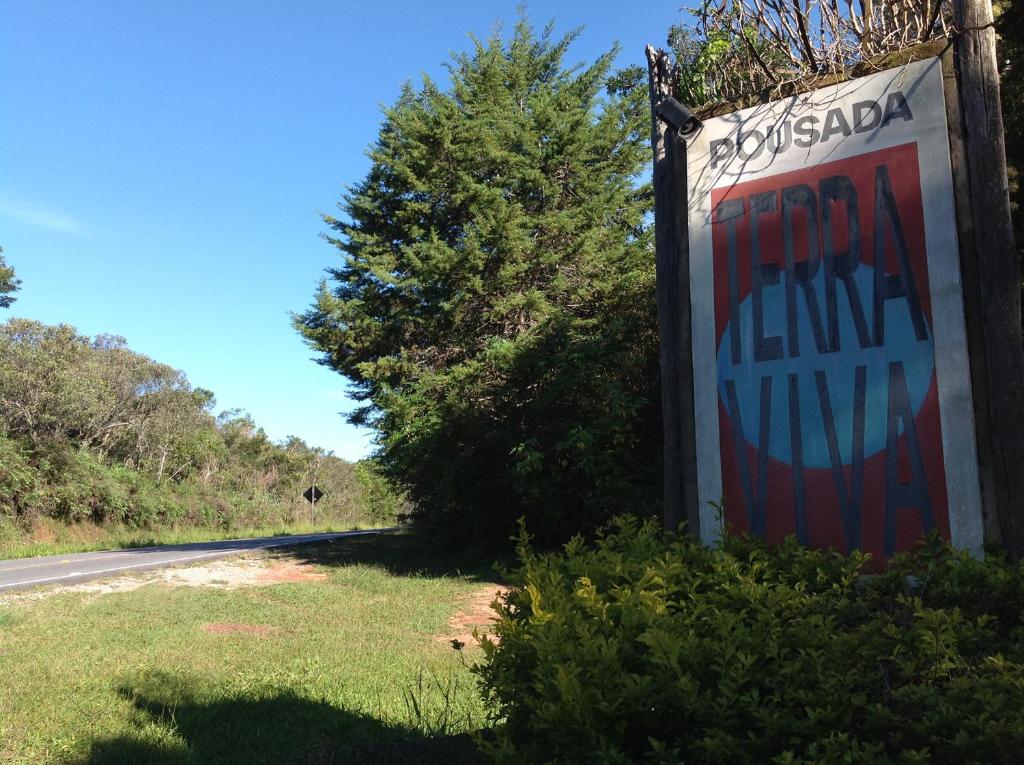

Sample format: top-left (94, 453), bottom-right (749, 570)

top-left (303, 486), bottom-right (324, 504)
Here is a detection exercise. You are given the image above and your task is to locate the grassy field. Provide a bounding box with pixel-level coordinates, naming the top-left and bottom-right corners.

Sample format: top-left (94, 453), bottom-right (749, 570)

top-left (0, 518), bottom-right (383, 561)
top-left (0, 533), bottom-right (500, 764)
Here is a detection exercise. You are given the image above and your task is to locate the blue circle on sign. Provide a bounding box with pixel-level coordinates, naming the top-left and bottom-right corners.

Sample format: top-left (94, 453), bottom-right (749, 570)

top-left (716, 264), bottom-right (934, 468)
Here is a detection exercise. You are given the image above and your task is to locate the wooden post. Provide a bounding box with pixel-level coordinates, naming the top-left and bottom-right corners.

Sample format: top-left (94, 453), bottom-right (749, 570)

top-left (941, 48), bottom-right (1001, 546)
top-left (646, 46), bottom-right (699, 536)
top-left (953, 0), bottom-right (1024, 558)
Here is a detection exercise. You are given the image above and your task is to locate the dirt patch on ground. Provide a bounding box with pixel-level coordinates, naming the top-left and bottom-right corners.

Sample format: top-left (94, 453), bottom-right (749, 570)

top-left (0, 555), bottom-right (332, 605)
top-left (201, 622), bottom-right (277, 636)
top-left (436, 585), bottom-right (509, 647)
top-left (69, 557), bottom-right (271, 595)
top-left (254, 562), bottom-right (327, 584)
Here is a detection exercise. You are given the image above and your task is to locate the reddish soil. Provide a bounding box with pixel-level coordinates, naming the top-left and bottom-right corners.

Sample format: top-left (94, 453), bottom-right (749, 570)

top-left (201, 622), bottom-right (277, 636)
top-left (254, 562), bottom-right (328, 584)
top-left (437, 586), bottom-right (509, 647)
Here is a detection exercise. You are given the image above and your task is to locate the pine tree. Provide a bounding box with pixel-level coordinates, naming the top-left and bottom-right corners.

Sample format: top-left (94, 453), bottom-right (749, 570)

top-left (295, 18), bottom-right (661, 544)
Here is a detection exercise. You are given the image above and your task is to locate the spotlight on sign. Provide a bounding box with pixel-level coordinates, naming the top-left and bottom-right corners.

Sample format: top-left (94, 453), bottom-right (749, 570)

top-left (655, 97), bottom-right (701, 136)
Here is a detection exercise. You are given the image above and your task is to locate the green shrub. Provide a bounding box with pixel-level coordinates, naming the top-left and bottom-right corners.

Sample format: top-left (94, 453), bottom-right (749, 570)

top-left (48, 448), bottom-right (131, 522)
top-left (355, 460), bottom-right (408, 524)
top-left (475, 518), bottom-right (1024, 765)
top-left (0, 435), bottom-right (34, 515)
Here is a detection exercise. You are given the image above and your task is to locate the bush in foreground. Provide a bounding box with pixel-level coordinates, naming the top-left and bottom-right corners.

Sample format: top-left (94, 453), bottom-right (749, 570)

top-left (475, 518), bottom-right (1024, 764)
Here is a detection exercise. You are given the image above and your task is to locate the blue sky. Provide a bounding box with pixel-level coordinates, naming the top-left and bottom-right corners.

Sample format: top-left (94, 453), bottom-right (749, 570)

top-left (0, 1), bottom-right (679, 461)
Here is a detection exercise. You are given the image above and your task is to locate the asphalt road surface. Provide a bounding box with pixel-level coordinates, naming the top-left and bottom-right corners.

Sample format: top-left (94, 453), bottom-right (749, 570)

top-left (0, 528), bottom-right (394, 593)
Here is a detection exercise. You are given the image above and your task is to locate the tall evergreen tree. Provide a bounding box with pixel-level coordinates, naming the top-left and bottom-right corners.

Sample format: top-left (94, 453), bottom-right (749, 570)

top-left (0, 247), bottom-right (20, 309)
top-left (295, 19), bottom-right (661, 544)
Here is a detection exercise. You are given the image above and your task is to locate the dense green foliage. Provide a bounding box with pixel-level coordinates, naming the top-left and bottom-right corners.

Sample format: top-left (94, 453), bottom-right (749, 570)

top-left (0, 318), bottom-right (398, 529)
top-left (0, 246), bottom-right (19, 309)
top-left (476, 519), bottom-right (1024, 764)
top-left (296, 19), bottom-right (661, 545)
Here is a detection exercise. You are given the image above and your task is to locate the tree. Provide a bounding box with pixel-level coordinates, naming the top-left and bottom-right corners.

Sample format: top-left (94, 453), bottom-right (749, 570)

top-left (0, 247), bottom-right (20, 309)
top-left (0, 320), bottom-right (105, 446)
top-left (0, 320), bottom-right (207, 460)
top-left (295, 17), bottom-right (662, 545)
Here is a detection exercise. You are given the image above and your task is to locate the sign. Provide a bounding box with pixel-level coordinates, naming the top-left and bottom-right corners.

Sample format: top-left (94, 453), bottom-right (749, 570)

top-left (686, 58), bottom-right (984, 559)
top-left (303, 486), bottom-right (324, 504)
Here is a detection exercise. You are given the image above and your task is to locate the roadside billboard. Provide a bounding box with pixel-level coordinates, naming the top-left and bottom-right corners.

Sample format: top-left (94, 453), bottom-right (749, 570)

top-left (686, 58), bottom-right (984, 558)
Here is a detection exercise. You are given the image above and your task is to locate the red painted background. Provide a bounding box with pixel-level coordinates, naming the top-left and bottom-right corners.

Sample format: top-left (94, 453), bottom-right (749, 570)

top-left (710, 143), bottom-right (951, 559)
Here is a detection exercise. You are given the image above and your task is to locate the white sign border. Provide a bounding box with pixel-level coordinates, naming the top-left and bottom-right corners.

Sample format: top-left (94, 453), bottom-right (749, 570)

top-left (685, 57), bottom-right (984, 556)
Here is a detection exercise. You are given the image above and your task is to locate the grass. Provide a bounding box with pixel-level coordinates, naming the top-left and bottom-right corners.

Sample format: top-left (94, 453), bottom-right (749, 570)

top-left (0, 517), bottom-right (384, 560)
top-left (0, 532), bottom-right (500, 764)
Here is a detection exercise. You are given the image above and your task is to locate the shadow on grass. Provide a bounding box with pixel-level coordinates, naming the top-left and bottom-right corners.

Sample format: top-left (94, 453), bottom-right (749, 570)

top-left (78, 672), bottom-right (489, 765)
top-left (272, 529), bottom-right (511, 584)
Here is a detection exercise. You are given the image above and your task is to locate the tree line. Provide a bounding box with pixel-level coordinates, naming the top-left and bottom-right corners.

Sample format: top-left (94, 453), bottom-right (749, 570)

top-left (0, 258), bottom-right (399, 529)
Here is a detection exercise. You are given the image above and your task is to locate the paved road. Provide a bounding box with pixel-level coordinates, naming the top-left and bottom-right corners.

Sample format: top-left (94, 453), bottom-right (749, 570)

top-left (0, 528), bottom-right (395, 593)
